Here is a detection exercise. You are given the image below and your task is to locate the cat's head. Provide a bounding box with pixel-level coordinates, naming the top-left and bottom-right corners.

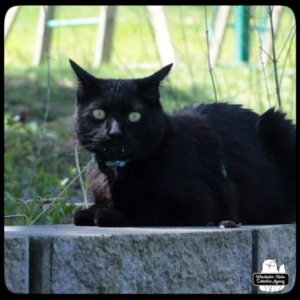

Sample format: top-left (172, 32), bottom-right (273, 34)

top-left (70, 60), bottom-right (173, 163)
top-left (262, 259), bottom-right (278, 272)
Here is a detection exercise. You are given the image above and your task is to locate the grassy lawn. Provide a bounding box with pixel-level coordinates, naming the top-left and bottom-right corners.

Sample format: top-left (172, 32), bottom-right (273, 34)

top-left (4, 6), bottom-right (296, 225)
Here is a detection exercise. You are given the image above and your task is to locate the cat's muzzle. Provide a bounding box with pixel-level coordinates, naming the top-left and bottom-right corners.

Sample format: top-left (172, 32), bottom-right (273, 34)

top-left (101, 146), bottom-right (126, 160)
top-left (102, 146), bottom-right (125, 153)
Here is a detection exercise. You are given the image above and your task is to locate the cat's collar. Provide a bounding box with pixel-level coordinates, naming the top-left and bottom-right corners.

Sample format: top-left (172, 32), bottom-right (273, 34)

top-left (105, 159), bottom-right (132, 168)
top-left (92, 154), bottom-right (132, 168)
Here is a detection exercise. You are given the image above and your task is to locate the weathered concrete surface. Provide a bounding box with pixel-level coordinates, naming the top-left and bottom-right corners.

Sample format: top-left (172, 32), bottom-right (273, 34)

top-left (4, 235), bottom-right (29, 293)
top-left (4, 224), bottom-right (295, 294)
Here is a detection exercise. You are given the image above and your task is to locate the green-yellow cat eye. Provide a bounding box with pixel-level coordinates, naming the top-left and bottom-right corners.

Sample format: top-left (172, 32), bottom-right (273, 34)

top-left (92, 109), bottom-right (106, 120)
top-left (128, 112), bottom-right (141, 122)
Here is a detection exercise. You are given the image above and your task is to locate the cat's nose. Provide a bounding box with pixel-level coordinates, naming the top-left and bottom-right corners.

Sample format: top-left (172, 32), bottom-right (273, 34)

top-left (107, 119), bottom-right (123, 138)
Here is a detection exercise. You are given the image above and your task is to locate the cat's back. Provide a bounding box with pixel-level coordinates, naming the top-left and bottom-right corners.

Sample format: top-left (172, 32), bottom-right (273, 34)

top-left (172, 102), bottom-right (259, 140)
top-left (175, 102), bottom-right (258, 125)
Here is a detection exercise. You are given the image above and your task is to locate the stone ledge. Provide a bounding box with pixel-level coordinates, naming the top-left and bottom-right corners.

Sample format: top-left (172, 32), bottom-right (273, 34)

top-left (4, 224), bottom-right (295, 294)
top-left (4, 235), bottom-right (29, 294)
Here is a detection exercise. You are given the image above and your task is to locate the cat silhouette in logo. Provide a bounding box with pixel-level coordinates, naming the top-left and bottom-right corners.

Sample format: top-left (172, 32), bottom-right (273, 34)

top-left (259, 259), bottom-right (286, 292)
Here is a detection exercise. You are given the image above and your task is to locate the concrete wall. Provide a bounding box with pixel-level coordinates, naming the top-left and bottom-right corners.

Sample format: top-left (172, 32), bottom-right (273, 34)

top-left (4, 224), bottom-right (295, 294)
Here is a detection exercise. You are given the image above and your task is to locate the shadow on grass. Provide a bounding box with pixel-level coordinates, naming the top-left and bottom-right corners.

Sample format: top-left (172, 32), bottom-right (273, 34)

top-left (5, 72), bottom-right (214, 123)
top-left (5, 73), bottom-right (75, 122)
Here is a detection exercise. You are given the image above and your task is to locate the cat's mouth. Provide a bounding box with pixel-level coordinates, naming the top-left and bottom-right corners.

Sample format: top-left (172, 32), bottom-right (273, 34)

top-left (100, 146), bottom-right (128, 161)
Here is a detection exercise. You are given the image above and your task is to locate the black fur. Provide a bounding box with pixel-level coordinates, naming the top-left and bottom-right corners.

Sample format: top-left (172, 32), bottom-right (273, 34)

top-left (70, 59), bottom-right (296, 227)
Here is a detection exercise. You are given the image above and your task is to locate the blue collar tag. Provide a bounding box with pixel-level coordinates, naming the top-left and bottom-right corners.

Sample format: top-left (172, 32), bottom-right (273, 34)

top-left (116, 161), bottom-right (126, 167)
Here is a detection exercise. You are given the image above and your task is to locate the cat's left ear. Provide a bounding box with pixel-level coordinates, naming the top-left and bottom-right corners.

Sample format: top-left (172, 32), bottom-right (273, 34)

top-left (69, 59), bottom-right (96, 87)
top-left (137, 63), bottom-right (173, 92)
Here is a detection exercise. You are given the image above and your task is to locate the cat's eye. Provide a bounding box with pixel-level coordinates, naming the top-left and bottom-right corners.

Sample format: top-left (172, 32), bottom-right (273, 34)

top-left (128, 112), bottom-right (141, 122)
top-left (92, 109), bottom-right (106, 120)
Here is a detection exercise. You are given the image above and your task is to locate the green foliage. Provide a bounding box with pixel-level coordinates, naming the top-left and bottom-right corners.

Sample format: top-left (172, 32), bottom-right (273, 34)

top-left (4, 115), bottom-right (79, 225)
top-left (4, 195), bottom-right (77, 226)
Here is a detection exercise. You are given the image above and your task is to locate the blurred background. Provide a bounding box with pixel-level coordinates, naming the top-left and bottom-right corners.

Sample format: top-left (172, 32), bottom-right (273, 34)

top-left (4, 6), bottom-right (296, 225)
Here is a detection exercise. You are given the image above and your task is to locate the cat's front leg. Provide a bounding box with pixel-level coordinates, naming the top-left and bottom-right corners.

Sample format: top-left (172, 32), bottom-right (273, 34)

top-left (74, 203), bottom-right (106, 226)
top-left (94, 208), bottom-right (131, 227)
top-left (74, 208), bottom-right (96, 226)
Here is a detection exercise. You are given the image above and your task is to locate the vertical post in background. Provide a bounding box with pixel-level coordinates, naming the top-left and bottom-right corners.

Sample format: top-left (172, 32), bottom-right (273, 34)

top-left (209, 6), bottom-right (231, 67)
top-left (4, 6), bottom-right (20, 39)
top-left (234, 6), bottom-right (250, 64)
top-left (147, 6), bottom-right (177, 67)
top-left (93, 6), bottom-right (116, 67)
top-left (33, 6), bottom-right (55, 66)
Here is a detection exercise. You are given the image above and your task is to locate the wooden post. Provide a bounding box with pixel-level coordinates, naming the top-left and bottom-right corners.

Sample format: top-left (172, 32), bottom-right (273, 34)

top-left (260, 6), bottom-right (283, 66)
top-left (209, 6), bottom-right (231, 67)
top-left (93, 6), bottom-right (116, 67)
top-left (147, 6), bottom-right (177, 67)
top-left (4, 6), bottom-right (20, 39)
top-left (33, 6), bottom-right (56, 66)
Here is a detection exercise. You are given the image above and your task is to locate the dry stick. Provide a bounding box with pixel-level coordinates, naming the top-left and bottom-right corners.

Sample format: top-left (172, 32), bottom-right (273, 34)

top-left (35, 5), bottom-right (52, 168)
top-left (268, 5), bottom-right (282, 109)
top-left (258, 50), bottom-right (272, 108)
top-left (278, 26), bottom-right (296, 87)
top-left (29, 159), bottom-right (93, 225)
top-left (22, 6), bottom-right (52, 198)
top-left (277, 25), bottom-right (295, 60)
top-left (75, 141), bottom-right (89, 209)
top-left (34, 43), bottom-right (51, 168)
top-left (204, 6), bottom-right (218, 103)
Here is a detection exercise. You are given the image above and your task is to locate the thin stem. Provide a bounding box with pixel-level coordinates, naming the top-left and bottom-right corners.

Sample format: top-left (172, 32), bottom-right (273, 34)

top-left (268, 5), bottom-right (282, 109)
top-left (204, 6), bottom-right (218, 102)
top-left (277, 25), bottom-right (295, 60)
top-left (279, 26), bottom-right (296, 87)
top-left (246, 6), bottom-right (271, 107)
top-left (22, 6), bottom-right (52, 197)
top-left (75, 141), bottom-right (88, 209)
top-left (29, 159), bottom-right (93, 225)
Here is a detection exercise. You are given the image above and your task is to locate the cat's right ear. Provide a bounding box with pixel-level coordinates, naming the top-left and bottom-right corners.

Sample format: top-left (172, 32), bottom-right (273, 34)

top-left (138, 63), bottom-right (173, 90)
top-left (69, 59), bottom-right (96, 87)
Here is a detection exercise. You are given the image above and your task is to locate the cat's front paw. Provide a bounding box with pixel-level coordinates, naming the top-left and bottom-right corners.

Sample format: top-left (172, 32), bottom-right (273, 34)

top-left (74, 209), bottom-right (95, 226)
top-left (94, 209), bottom-right (130, 227)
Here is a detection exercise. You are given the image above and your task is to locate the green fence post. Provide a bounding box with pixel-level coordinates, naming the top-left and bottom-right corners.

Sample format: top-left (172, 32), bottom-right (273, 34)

top-left (234, 6), bottom-right (250, 64)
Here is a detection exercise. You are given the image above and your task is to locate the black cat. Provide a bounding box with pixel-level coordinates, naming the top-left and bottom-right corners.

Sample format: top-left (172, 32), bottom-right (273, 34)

top-left (69, 59), bottom-right (295, 227)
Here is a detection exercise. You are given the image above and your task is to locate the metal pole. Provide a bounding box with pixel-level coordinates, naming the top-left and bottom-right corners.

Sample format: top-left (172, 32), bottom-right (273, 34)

top-left (234, 6), bottom-right (250, 64)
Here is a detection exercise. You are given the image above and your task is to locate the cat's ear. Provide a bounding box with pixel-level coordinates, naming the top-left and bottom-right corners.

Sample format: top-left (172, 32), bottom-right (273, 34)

top-left (137, 63), bottom-right (173, 92)
top-left (69, 59), bottom-right (96, 87)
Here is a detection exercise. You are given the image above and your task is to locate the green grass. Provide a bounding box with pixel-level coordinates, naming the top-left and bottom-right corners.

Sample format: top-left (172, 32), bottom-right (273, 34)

top-left (4, 6), bottom-right (296, 225)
